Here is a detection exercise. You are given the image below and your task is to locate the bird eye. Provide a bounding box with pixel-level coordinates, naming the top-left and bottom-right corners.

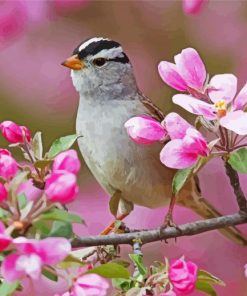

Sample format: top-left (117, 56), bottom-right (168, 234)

top-left (93, 58), bottom-right (106, 67)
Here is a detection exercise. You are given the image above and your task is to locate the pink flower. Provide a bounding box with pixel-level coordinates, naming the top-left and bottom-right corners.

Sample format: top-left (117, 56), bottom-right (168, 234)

top-left (0, 154), bottom-right (18, 180)
top-left (17, 180), bottom-right (43, 202)
top-left (53, 149), bottom-right (81, 175)
top-left (160, 113), bottom-right (208, 169)
top-left (45, 170), bottom-right (79, 204)
top-left (0, 183), bottom-right (8, 202)
top-left (0, 120), bottom-right (31, 143)
top-left (244, 264), bottom-right (247, 278)
top-left (169, 257), bottom-right (198, 295)
top-left (1, 237), bottom-right (71, 282)
top-left (158, 48), bottom-right (206, 92)
top-left (182, 0), bottom-right (207, 16)
top-left (124, 115), bottom-right (167, 144)
top-left (0, 148), bottom-right (11, 156)
top-left (173, 74), bottom-right (247, 134)
top-left (73, 274), bottom-right (109, 296)
top-left (0, 221), bottom-right (12, 252)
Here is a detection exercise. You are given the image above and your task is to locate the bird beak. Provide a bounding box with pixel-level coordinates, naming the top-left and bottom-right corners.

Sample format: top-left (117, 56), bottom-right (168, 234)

top-left (61, 55), bottom-right (85, 70)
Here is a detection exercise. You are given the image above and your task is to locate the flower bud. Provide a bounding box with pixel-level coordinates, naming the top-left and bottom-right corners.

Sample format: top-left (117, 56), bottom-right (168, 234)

top-left (0, 154), bottom-right (18, 180)
top-left (0, 121), bottom-right (31, 143)
top-left (0, 222), bottom-right (12, 251)
top-left (53, 149), bottom-right (81, 175)
top-left (169, 257), bottom-right (198, 295)
top-left (0, 183), bottom-right (8, 202)
top-left (73, 274), bottom-right (109, 296)
top-left (45, 170), bottom-right (78, 204)
top-left (0, 148), bottom-right (11, 156)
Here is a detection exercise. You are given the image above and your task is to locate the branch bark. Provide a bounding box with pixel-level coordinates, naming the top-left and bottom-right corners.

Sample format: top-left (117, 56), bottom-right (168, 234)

top-left (224, 161), bottom-right (247, 213)
top-left (72, 213), bottom-right (247, 248)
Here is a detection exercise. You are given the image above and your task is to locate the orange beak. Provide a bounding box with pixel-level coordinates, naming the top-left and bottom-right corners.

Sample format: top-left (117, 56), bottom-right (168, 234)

top-left (61, 55), bottom-right (85, 70)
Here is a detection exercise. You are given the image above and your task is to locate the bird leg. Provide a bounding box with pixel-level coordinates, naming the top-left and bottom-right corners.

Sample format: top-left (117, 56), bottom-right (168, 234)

top-left (100, 213), bottom-right (129, 235)
top-left (161, 194), bottom-right (178, 229)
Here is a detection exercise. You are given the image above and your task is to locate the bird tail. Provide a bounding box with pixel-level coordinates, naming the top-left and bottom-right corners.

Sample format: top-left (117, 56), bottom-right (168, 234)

top-left (178, 177), bottom-right (247, 246)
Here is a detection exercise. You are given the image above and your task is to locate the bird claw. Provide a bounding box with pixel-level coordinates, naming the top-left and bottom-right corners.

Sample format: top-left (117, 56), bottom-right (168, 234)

top-left (160, 213), bottom-right (182, 243)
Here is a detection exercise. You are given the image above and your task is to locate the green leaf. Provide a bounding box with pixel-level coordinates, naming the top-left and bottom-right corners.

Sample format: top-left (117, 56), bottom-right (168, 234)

top-left (196, 281), bottom-right (217, 296)
top-left (112, 278), bottom-right (132, 292)
top-left (57, 255), bottom-right (84, 269)
top-left (33, 220), bottom-right (51, 237)
top-left (88, 262), bottom-right (130, 279)
top-left (47, 134), bottom-right (78, 158)
top-left (38, 208), bottom-right (84, 224)
top-left (42, 268), bottom-right (58, 282)
top-left (228, 148), bottom-right (247, 173)
top-left (129, 254), bottom-right (147, 276)
top-left (34, 159), bottom-right (53, 169)
top-left (197, 270), bottom-right (225, 286)
top-left (17, 193), bottom-right (27, 209)
top-left (48, 221), bottom-right (73, 239)
top-left (172, 167), bottom-right (193, 194)
top-left (0, 281), bottom-right (19, 296)
top-left (32, 131), bottom-right (43, 160)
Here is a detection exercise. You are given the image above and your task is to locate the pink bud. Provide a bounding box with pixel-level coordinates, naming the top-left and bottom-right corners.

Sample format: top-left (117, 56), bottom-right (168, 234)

top-left (0, 121), bottom-right (31, 143)
top-left (73, 274), bottom-right (109, 296)
top-left (169, 257), bottom-right (198, 295)
top-left (0, 183), bottom-right (8, 202)
top-left (0, 149), bottom-right (11, 156)
top-left (0, 154), bottom-right (18, 180)
top-left (45, 170), bottom-right (78, 204)
top-left (53, 149), bottom-right (81, 175)
top-left (0, 222), bottom-right (12, 252)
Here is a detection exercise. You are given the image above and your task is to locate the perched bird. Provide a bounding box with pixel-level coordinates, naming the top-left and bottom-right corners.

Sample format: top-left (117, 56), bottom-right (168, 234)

top-left (62, 37), bottom-right (247, 245)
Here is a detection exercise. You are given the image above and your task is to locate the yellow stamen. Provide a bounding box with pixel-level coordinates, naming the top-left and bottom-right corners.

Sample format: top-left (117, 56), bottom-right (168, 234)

top-left (214, 100), bottom-right (227, 118)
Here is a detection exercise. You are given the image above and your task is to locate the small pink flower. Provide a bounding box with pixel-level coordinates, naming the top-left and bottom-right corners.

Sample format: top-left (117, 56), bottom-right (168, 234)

top-left (0, 221), bottom-right (12, 252)
top-left (182, 0), bottom-right (207, 16)
top-left (0, 121), bottom-right (31, 143)
top-left (0, 154), bottom-right (18, 180)
top-left (53, 149), bottom-right (81, 175)
top-left (0, 148), bottom-right (11, 156)
top-left (73, 273), bottom-right (109, 296)
top-left (0, 183), bottom-right (8, 202)
top-left (169, 257), bottom-right (198, 295)
top-left (160, 113), bottom-right (208, 169)
top-left (45, 170), bottom-right (79, 204)
top-left (158, 48), bottom-right (206, 92)
top-left (124, 115), bottom-right (167, 144)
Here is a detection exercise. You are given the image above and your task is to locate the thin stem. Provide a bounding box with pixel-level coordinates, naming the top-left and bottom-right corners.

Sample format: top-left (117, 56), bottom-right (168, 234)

top-left (224, 128), bottom-right (229, 150)
top-left (232, 134), bottom-right (239, 146)
top-left (234, 135), bottom-right (247, 146)
top-left (219, 126), bottom-right (226, 147)
top-left (229, 143), bottom-right (247, 152)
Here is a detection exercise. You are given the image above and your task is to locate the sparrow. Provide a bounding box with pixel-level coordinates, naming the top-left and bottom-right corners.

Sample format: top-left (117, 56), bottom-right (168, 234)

top-left (62, 37), bottom-right (247, 245)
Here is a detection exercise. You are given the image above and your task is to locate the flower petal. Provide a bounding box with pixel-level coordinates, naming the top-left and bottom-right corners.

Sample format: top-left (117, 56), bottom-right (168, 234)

top-left (158, 61), bottom-right (188, 91)
top-left (184, 128), bottom-right (208, 157)
top-left (233, 82), bottom-right (247, 111)
top-left (1, 254), bottom-right (25, 282)
top-left (208, 74), bottom-right (237, 103)
top-left (175, 48), bottom-right (206, 90)
top-left (220, 111), bottom-right (247, 135)
top-left (125, 115), bottom-right (166, 144)
top-left (164, 112), bottom-right (192, 139)
top-left (160, 139), bottom-right (198, 169)
top-left (172, 94), bottom-right (216, 119)
top-left (182, 0), bottom-right (207, 15)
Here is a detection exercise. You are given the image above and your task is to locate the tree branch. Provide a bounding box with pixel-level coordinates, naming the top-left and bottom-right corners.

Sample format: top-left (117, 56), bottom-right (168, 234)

top-left (224, 161), bottom-right (247, 213)
top-left (72, 213), bottom-right (247, 248)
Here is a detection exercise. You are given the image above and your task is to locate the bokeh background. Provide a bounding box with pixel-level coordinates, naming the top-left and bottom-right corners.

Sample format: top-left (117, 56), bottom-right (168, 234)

top-left (1, 0), bottom-right (247, 295)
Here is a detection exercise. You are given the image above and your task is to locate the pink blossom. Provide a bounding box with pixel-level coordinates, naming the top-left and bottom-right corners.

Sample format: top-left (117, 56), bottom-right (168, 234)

top-left (53, 149), bottom-right (81, 175)
top-left (1, 237), bottom-right (71, 282)
top-left (0, 183), bottom-right (8, 202)
top-left (0, 221), bottom-right (12, 252)
top-left (73, 273), bottom-right (109, 296)
top-left (158, 48), bottom-right (206, 92)
top-left (0, 120), bottom-right (31, 143)
top-left (182, 0), bottom-right (207, 16)
top-left (124, 115), bottom-right (167, 144)
top-left (169, 257), bottom-right (198, 295)
top-left (244, 264), bottom-right (247, 278)
top-left (45, 170), bottom-right (79, 204)
top-left (0, 154), bottom-right (18, 180)
top-left (17, 180), bottom-right (43, 202)
top-left (160, 113), bottom-right (208, 169)
top-left (0, 148), bottom-right (11, 156)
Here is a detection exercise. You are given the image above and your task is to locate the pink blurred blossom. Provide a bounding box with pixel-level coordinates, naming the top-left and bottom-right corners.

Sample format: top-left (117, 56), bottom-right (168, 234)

top-left (0, 154), bottom-right (18, 180)
top-left (1, 237), bottom-right (71, 282)
top-left (124, 115), bottom-right (166, 144)
top-left (169, 257), bottom-right (198, 295)
top-left (0, 221), bottom-right (12, 252)
top-left (45, 170), bottom-right (79, 204)
top-left (53, 149), bottom-right (81, 175)
top-left (158, 48), bottom-right (206, 92)
top-left (0, 148), bottom-right (11, 156)
top-left (160, 113), bottom-right (208, 169)
top-left (17, 180), bottom-right (43, 202)
top-left (0, 183), bottom-right (8, 202)
top-left (0, 120), bottom-right (31, 143)
top-left (182, 0), bottom-right (207, 16)
top-left (244, 264), bottom-right (247, 278)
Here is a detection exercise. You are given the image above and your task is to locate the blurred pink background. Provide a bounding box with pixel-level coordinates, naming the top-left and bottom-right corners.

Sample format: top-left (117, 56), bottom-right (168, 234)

top-left (1, 1), bottom-right (247, 295)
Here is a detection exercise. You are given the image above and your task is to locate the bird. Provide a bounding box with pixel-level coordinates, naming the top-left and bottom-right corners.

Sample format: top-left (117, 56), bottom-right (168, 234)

top-left (62, 37), bottom-right (247, 245)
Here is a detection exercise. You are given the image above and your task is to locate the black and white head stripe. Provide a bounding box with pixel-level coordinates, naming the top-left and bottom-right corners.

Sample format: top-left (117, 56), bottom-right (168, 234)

top-left (73, 37), bottom-right (129, 64)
